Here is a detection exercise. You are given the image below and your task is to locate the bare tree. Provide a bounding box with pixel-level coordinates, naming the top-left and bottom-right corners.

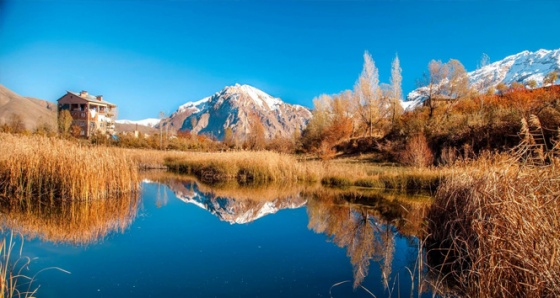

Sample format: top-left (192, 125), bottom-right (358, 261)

top-left (425, 60), bottom-right (448, 118)
top-left (478, 53), bottom-right (490, 69)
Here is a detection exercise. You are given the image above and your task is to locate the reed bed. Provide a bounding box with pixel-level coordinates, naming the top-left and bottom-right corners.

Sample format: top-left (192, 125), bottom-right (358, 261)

top-left (321, 161), bottom-right (444, 191)
top-left (426, 155), bottom-right (560, 297)
top-left (0, 133), bottom-right (139, 201)
top-left (116, 148), bottom-right (185, 169)
top-left (163, 149), bottom-right (445, 192)
top-left (165, 151), bottom-right (326, 184)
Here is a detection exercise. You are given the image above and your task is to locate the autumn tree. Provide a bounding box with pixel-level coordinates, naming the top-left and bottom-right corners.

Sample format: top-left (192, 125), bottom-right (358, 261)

top-left (159, 111), bottom-right (166, 150)
top-left (389, 54), bottom-right (404, 127)
top-left (58, 109), bottom-right (73, 135)
top-left (421, 59), bottom-right (469, 117)
top-left (527, 79), bottom-right (537, 89)
top-left (327, 92), bottom-right (354, 143)
top-left (301, 94), bottom-right (331, 151)
top-left (496, 82), bottom-right (508, 95)
top-left (300, 92), bottom-right (354, 157)
top-left (223, 126), bottom-right (235, 148)
top-left (355, 51), bottom-right (386, 137)
top-left (445, 59), bottom-right (469, 99)
top-left (245, 112), bottom-right (266, 150)
top-left (544, 71), bottom-right (558, 86)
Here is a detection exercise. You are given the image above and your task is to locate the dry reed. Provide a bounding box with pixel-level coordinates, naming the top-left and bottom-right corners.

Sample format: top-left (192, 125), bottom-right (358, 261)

top-left (164, 149), bottom-right (445, 192)
top-left (1, 232), bottom-right (35, 298)
top-left (0, 133), bottom-right (139, 201)
top-left (426, 154), bottom-right (560, 297)
top-left (165, 151), bottom-right (326, 184)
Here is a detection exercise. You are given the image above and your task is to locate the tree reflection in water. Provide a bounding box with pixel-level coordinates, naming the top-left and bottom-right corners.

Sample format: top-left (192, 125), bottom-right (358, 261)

top-left (306, 190), bottom-right (427, 290)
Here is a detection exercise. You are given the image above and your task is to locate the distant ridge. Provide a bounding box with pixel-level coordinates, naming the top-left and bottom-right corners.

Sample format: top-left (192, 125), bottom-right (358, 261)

top-left (405, 48), bottom-right (560, 105)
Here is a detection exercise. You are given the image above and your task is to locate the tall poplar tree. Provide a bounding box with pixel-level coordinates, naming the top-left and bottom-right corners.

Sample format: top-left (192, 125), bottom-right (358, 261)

top-left (389, 54), bottom-right (404, 127)
top-left (355, 51), bottom-right (383, 137)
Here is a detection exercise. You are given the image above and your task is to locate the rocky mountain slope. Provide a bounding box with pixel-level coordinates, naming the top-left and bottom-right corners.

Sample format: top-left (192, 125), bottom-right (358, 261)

top-left (161, 84), bottom-right (312, 140)
top-left (405, 48), bottom-right (560, 105)
top-left (0, 84), bottom-right (57, 130)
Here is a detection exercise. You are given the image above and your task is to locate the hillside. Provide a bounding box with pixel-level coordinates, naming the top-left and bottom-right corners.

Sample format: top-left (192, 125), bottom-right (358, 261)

top-left (0, 84), bottom-right (57, 131)
top-left (161, 84), bottom-right (312, 140)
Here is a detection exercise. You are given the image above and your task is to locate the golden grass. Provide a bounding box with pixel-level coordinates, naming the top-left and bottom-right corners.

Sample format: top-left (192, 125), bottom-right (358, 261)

top-left (322, 158), bottom-right (445, 191)
top-left (115, 148), bottom-right (185, 170)
top-left (0, 133), bottom-right (139, 201)
top-left (165, 151), bottom-right (326, 184)
top-left (163, 149), bottom-right (446, 192)
top-left (426, 154), bottom-right (560, 297)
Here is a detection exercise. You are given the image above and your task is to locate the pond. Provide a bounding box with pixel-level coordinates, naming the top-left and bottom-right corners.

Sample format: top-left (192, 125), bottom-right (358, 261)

top-left (1, 175), bottom-right (433, 297)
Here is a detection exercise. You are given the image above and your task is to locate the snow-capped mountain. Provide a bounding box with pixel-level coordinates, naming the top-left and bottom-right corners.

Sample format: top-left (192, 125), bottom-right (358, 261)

top-left (161, 84), bottom-right (312, 140)
top-left (116, 118), bottom-right (160, 127)
top-left (405, 48), bottom-right (560, 106)
top-left (160, 179), bottom-right (306, 224)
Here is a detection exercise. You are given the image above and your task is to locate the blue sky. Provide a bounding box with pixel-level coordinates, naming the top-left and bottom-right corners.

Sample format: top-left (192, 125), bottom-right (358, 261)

top-left (1, 0), bottom-right (559, 120)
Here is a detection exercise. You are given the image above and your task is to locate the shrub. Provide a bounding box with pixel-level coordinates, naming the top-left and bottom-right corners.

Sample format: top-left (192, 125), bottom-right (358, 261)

top-left (400, 133), bottom-right (434, 167)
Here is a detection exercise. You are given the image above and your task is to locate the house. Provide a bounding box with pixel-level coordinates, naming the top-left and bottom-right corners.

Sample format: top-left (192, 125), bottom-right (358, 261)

top-left (57, 90), bottom-right (116, 137)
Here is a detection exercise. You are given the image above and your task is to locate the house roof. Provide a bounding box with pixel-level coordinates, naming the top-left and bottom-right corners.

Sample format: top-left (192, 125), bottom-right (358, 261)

top-left (65, 91), bottom-right (117, 107)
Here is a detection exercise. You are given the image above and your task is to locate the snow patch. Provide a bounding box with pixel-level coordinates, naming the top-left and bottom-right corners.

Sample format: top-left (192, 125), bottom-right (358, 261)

top-left (116, 118), bottom-right (161, 127)
top-left (178, 96), bottom-right (211, 113)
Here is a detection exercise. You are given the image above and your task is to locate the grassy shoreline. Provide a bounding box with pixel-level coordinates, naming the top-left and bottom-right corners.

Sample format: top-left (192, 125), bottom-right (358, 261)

top-left (164, 150), bottom-right (447, 191)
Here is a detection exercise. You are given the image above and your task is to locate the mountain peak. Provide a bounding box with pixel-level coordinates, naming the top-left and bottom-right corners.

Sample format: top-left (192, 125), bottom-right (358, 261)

top-left (165, 84), bottom-right (311, 140)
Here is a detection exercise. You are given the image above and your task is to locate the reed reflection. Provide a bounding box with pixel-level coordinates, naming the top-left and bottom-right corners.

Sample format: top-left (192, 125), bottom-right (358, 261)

top-left (0, 193), bottom-right (140, 245)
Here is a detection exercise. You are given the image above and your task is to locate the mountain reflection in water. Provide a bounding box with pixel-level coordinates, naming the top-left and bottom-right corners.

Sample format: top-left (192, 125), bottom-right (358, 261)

top-left (149, 174), bottom-right (430, 291)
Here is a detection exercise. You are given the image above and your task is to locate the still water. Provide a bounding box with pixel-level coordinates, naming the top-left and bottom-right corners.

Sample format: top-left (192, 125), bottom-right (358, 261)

top-left (1, 176), bottom-right (432, 297)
